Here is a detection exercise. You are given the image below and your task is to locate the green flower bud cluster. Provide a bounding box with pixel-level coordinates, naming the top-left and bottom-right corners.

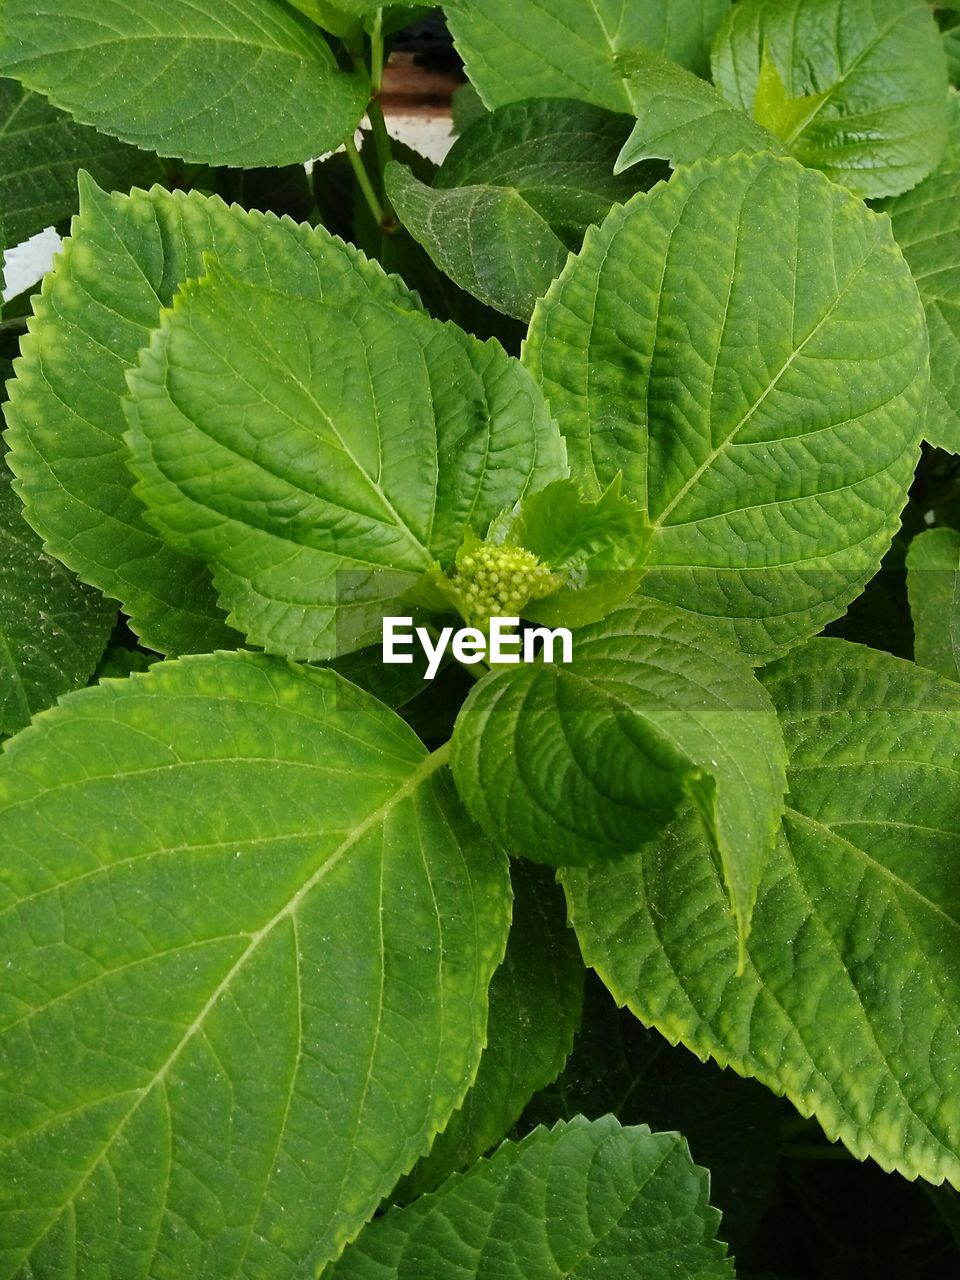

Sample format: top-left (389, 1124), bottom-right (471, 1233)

top-left (450, 542), bottom-right (555, 626)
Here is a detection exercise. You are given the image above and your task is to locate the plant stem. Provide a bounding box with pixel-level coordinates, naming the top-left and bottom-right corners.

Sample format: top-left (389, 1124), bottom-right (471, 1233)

top-left (343, 134), bottom-right (386, 227)
top-left (369, 9), bottom-right (385, 98)
top-left (0, 315), bottom-right (29, 337)
top-left (367, 100), bottom-right (396, 218)
top-left (351, 9), bottom-right (396, 232)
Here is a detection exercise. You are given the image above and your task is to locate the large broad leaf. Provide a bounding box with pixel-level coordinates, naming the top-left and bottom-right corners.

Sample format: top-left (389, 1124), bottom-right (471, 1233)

top-left (907, 527), bottom-right (960, 680)
top-left (0, 79), bottom-right (160, 247)
top-left (523, 153), bottom-right (928, 659)
top-left (884, 166), bottom-right (960, 453)
top-left (318, 138), bottom-right (524, 350)
top-left (565, 640), bottom-right (960, 1189)
top-left (386, 99), bottom-right (665, 320)
top-left (450, 600), bottom-right (787, 951)
top-left (395, 863), bottom-right (584, 1201)
top-left (387, 163), bottom-right (568, 322)
top-left (614, 50), bottom-right (784, 173)
top-left (327, 1116), bottom-right (734, 1279)
top-left (0, 652), bottom-right (511, 1278)
top-left (444, 0), bottom-right (731, 114)
top-left (0, 0), bottom-right (367, 167)
top-left (4, 178), bottom-right (421, 656)
top-left (386, 99), bottom-right (659, 321)
top-left (711, 0), bottom-right (949, 200)
top-left (125, 245), bottom-right (566, 660)
top-left (0, 456), bottom-right (115, 735)
top-left (434, 100), bottom-right (658, 251)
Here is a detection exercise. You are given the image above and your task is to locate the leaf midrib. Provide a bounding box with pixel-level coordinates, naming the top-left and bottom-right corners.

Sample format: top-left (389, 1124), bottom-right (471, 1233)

top-left (787, 807), bottom-right (960, 938)
top-left (7, 742), bottom-right (451, 1273)
top-left (779, 818), bottom-right (960, 1166)
top-left (465, 0), bottom-right (633, 110)
top-left (748, 6), bottom-right (911, 148)
top-left (650, 226), bottom-right (877, 528)
top-left (162, 293), bottom-right (435, 566)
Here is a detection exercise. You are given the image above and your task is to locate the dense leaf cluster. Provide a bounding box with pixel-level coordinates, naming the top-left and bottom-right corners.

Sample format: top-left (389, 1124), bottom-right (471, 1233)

top-left (1, 1), bottom-right (959, 1277)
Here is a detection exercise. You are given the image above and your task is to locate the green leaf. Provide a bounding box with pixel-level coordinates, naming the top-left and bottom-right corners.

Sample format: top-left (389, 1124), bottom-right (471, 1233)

top-left (326, 1116), bottom-right (734, 1279)
top-left (613, 50), bottom-right (784, 173)
top-left (314, 0), bottom-right (416, 14)
top-left (524, 152), bottom-right (928, 659)
top-left (93, 644), bottom-right (157, 681)
top-left (285, 0), bottom-right (427, 40)
top-left (946, 24), bottom-right (960, 86)
top-left (395, 863), bottom-right (584, 1201)
top-left (285, 0), bottom-right (363, 41)
top-left (711, 0), bottom-right (949, 200)
top-left (387, 162), bottom-right (569, 322)
top-left (491, 476), bottom-right (652, 627)
top-left (0, 652), bottom-right (510, 1277)
top-left (451, 84), bottom-right (488, 136)
top-left (523, 975), bottom-right (784, 1255)
top-left (450, 600), bottom-right (788, 950)
top-left (347, 138), bottom-right (526, 349)
top-left (883, 166), bottom-right (960, 453)
top-left (4, 178), bottom-right (420, 656)
top-left (752, 45), bottom-right (830, 142)
top-left (387, 100), bottom-right (662, 322)
top-left (0, 0), bottom-right (368, 167)
top-left (565, 639), bottom-right (960, 1188)
top-left (0, 456), bottom-right (115, 735)
top-left (378, 7), bottom-right (433, 39)
top-left (326, 644), bottom-right (444, 709)
top-left (434, 100), bottom-right (660, 252)
top-left (0, 79), bottom-right (160, 247)
top-left (906, 527), bottom-right (960, 680)
top-left (445, 0), bottom-right (732, 114)
top-left (125, 233), bottom-right (566, 660)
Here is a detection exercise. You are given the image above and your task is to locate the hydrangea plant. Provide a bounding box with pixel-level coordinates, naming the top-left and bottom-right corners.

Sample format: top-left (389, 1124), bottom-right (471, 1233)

top-left (0, 1), bottom-right (959, 1276)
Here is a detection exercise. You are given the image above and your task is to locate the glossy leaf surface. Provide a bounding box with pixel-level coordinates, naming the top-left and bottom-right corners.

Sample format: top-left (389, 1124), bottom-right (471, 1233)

top-left (125, 232), bottom-right (566, 659)
top-left (4, 180), bottom-right (422, 655)
top-left (566, 641), bottom-right (960, 1189)
top-left (524, 153), bottom-right (928, 658)
top-left (712, 0), bottom-right (949, 199)
top-left (445, 0), bottom-right (731, 113)
top-left (451, 600), bottom-right (787, 947)
top-left (0, 653), bottom-right (511, 1278)
top-left (0, 0), bottom-right (368, 166)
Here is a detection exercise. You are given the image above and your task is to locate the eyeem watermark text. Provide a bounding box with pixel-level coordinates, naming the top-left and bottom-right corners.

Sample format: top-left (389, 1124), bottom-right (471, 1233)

top-left (383, 617), bottom-right (573, 680)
